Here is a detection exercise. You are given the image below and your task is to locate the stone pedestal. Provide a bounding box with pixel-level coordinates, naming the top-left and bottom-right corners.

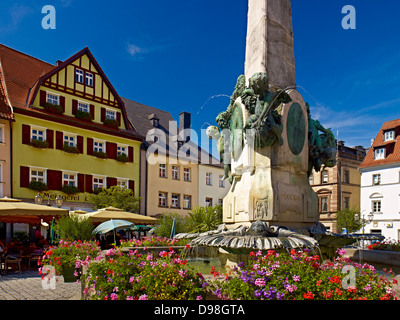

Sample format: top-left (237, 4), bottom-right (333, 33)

top-left (223, 90), bottom-right (318, 231)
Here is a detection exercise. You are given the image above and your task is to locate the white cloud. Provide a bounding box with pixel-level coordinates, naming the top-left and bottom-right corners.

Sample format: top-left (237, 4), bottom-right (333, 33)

top-left (126, 43), bottom-right (146, 57)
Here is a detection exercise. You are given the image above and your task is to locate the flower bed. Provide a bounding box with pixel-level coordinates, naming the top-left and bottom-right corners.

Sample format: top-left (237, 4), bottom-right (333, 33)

top-left (119, 236), bottom-right (190, 248)
top-left (39, 240), bottom-right (101, 277)
top-left (369, 239), bottom-right (400, 252)
top-left (81, 247), bottom-right (206, 300)
top-left (208, 249), bottom-right (397, 300)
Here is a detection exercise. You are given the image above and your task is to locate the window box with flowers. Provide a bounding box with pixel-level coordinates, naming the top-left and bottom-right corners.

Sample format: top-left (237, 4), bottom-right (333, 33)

top-left (43, 102), bottom-right (64, 115)
top-left (28, 180), bottom-right (48, 192)
top-left (61, 185), bottom-right (80, 195)
top-left (75, 110), bottom-right (92, 122)
top-left (103, 118), bottom-right (119, 129)
top-left (63, 143), bottom-right (79, 154)
top-left (116, 153), bottom-right (129, 163)
top-left (93, 151), bottom-right (107, 159)
top-left (30, 139), bottom-right (49, 149)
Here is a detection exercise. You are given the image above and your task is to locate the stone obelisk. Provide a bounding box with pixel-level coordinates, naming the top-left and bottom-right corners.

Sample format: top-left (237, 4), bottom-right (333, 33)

top-left (244, 0), bottom-right (296, 91)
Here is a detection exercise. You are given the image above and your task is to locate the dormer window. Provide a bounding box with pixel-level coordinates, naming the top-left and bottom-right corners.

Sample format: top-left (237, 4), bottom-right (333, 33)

top-left (384, 130), bottom-right (394, 141)
top-left (153, 119), bottom-right (159, 127)
top-left (374, 147), bottom-right (385, 160)
top-left (148, 113), bottom-right (160, 127)
top-left (106, 109), bottom-right (116, 120)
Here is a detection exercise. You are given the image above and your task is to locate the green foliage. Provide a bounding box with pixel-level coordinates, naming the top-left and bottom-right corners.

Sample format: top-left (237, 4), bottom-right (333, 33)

top-left (88, 185), bottom-right (141, 212)
top-left (153, 212), bottom-right (191, 238)
top-left (116, 153), bottom-right (129, 162)
top-left (103, 118), bottom-right (119, 129)
top-left (28, 180), bottom-right (48, 191)
top-left (93, 150), bottom-right (107, 159)
top-left (63, 143), bottom-right (79, 154)
top-left (336, 207), bottom-right (364, 234)
top-left (30, 139), bottom-right (49, 149)
top-left (61, 184), bottom-right (80, 195)
top-left (75, 110), bottom-right (92, 121)
top-left (53, 215), bottom-right (95, 241)
top-left (82, 248), bottom-right (206, 300)
top-left (187, 205), bottom-right (222, 233)
top-left (43, 102), bottom-right (63, 114)
top-left (11, 231), bottom-right (29, 244)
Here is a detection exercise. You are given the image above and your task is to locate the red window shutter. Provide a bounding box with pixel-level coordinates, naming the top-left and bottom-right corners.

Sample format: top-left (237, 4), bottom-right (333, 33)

top-left (77, 136), bottom-right (84, 154)
top-left (128, 146), bottom-right (134, 162)
top-left (56, 131), bottom-right (64, 150)
top-left (72, 99), bottom-right (78, 115)
top-left (85, 174), bottom-right (93, 193)
top-left (59, 96), bottom-right (65, 113)
top-left (77, 173), bottom-right (85, 193)
top-left (89, 104), bottom-right (95, 120)
top-left (107, 177), bottom-right (117, 187)
top-left (47, 170), bottom-right (62, 191)
top-left (46, 129), bottom-right (54, 148)
top-left (20, 166), bottom-right (30, 188)
top-left (129, 180), bottom-right (135, 194)
top-left (87, 138), bottom-right (94, 155)
top-left (40, 90), bottom-right (47, 107)
top-left (101, 107), bottom-right (106, 122)
top-left (116, 112), bottom-right (121, 126)
top-left (106, 142), bottom-right (117, 159)
top-left (22, 124), bottom-right (31, 145)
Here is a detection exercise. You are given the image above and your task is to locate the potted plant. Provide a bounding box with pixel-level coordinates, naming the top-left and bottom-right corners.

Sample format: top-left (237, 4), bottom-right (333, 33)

top-left (103, 118), bottom-right (119, 129)
top-left (30, 139), bottom-right (49, 149)
top-left (39, 240), bottom-right (100, 283)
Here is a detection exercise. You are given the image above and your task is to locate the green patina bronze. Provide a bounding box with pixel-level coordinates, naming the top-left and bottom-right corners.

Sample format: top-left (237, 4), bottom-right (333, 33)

top-left (286, 102), bottom-right (306, 155)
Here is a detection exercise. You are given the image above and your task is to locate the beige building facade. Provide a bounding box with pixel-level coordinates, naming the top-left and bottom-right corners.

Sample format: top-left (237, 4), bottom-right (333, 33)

top-left (198, 164), bottom-right (231, 208)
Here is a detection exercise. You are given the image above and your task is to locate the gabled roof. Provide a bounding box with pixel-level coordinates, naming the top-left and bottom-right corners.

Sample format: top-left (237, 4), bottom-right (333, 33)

top-left (0, 61), bottom-right (13, 120)
top-left (359, 118), bottom-right (400, 169)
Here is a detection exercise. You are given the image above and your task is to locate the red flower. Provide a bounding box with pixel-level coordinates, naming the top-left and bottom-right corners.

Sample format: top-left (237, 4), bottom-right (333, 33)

top-left (250, 251), bottom-right (255, 257)
top-left (303, 292), bottom-right (314, 300)
top-left (169, 246), bottom-right (173, 252)
top-left (316, 280), bottom-right (322, 286)
top-left (185, 244), bottom-right (190, 250)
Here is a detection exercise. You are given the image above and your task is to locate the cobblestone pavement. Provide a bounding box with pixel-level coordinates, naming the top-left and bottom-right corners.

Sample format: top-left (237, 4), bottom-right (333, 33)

top-left (0, 270), bottom-right (81, 300)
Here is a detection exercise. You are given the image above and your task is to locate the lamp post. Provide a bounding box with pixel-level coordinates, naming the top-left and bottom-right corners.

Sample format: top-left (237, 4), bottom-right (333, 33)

top-left (55, 195), bottom-right (63, 208)
top-left (354, 210), bottom-right (374, 249)
top-left (35, 193), bottom-right (63, 208)
top-left (35, 193), bottom-right (43, 205)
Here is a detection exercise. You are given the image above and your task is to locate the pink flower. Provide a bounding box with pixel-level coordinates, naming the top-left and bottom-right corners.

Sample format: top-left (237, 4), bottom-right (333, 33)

top-left (196, 295), bottom-right (203, 300)
top-left (255, 278), bottom-right (266, 287)
top-left (139, 294), bottom-right (148, 300)
top-left (292, 275), bottom-right (300, 282)
top-left (110, 293), bottom-right (118, 300)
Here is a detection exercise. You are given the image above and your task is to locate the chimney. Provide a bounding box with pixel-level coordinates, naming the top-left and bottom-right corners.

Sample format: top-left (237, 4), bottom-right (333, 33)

top-left (56, 60), bottom-right (63, 66)
top-left (179, 112), bottom-right (191, 142)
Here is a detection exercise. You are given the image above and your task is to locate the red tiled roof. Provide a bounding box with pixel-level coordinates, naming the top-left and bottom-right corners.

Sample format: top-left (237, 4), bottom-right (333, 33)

top-left (359, 118), bottom-right (400, 169)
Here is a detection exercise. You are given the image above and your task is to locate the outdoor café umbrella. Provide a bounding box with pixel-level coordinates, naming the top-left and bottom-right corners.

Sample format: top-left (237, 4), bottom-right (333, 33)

top-left (83, 207), bottom-right (157, 224)
top-left (92, 219), bottom-right (135, 243)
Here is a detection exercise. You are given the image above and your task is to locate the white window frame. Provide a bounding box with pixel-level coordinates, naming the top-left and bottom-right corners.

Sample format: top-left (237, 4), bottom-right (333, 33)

top-left (171, 194), bottom-right (180, 208)
top-left (205, 197), bottom-right (213, 207)
top-left (78, 101), bottom-right (90, 113)
top-left (106, 109), bottom-right (116, 120)
top-left (93, 175), bottom-right (106, 190)
top-left (31, 125), bottom-right (47, 142)
top-left (46, 92), bottom-right (59, 105)
top-left (219, 175), bottom-right (225, 188)
top-left (384, 130), bottom-right (394, 141)
top-left (183, 195), bottom-right (191, 209)
top-left (159, 164), bottom-right (167, 178)
top-left (172, 166), bottom-right (179, 180)
top-left (117, 144), bottom-right (128, 156)
top-left (183, 167), bottom-right (191, 182)
top-left (206, 172), bottom-right (212, 186)
top-left (93, 139), bottom-right (106, 153)
top-left (85, 72), bottom-right (93, 87)
top-left (62, 171), bottom-right (77, 187)
top-left (29, 167), bottom-right (47, 183)
top-left (374, 148), bottom-right (385, 160)
top-left (76, 69), bottom-right (84, 83)
top-left (63, 132), bottom-right (77, 147)
top-left (159, 192), bottom-right (167, 207)
top-left (372, 174), bottom-right (381, 185)
top-left (321, 170), bottom-right (328, 184)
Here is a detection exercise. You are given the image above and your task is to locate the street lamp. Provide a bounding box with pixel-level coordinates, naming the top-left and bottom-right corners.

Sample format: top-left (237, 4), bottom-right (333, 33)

top-left (35, 193), bottom-right (43, 205)
top-left (354, 210), bottom-right (374, 249)
top-left (55, 195), bottom-right (63, 208)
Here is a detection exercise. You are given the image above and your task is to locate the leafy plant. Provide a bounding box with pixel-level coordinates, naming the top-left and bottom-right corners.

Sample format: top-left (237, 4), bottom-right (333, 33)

top-left (61, 184), bottom-right (80, 195)
top-left (52, 215), bottom-right (95, 241)
top-left (116, 153), bottom-right (129, 162)
top-left (209, 248), bottom-right (397, 300)
top-left (75, 110), bottom-right (92, 121)
top-left (153, 212), bottom-right (191, 238)
top-left (336, 207), bottom-right (364, 234)
top-left (89, 185), bottom-right (141, 212)
top-left (120, 236), bottom-right (190, 248)
top-left (30, 139), bottom-right (49, 149)
top-left (28, 180), bottom-right (48, 191)
top-left (103, 118), bottom-right (119, 129)
top-left (93, 150), bottom-right (107, 159)
top-left (187, 205), bottom-right (222, 233)
top-left (39, 240), bottom-right (100, 275)
top-left (81, 247), bottom-right (206, 300)
top-left (63, 143), bottom-right (79, 154)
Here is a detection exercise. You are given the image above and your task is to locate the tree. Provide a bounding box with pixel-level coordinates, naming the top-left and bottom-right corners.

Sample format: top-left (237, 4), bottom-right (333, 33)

top-left (89, 186), bottom-right (142, 212)
top-left (336, 207), bottom-right (365, 234)
top-left (153, 212), bottom-right (191, 238)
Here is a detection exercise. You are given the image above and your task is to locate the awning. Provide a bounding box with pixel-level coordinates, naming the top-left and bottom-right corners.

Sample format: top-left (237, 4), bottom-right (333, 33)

top-left (82, 206), bottom-right (158, 224)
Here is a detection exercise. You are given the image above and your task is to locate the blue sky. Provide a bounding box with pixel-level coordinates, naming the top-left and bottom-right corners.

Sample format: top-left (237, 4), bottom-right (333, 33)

top-left (1, 0), bottom-right (400, 150)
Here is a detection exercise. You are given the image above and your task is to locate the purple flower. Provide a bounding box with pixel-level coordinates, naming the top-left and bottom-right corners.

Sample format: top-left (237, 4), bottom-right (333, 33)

top-left (254, 290), bottom-right (262, 298)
